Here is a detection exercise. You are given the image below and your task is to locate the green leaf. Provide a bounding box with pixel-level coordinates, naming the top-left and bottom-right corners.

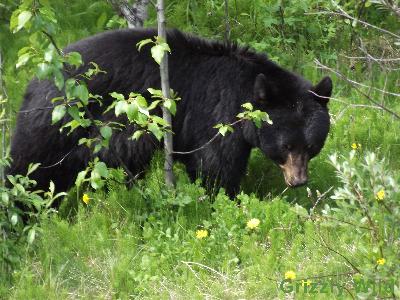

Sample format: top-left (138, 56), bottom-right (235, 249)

top-left (148, 123), bottom-right (164, 141)
top-left (53, 69), bottom-right (64, 90)
top-left (16, 52), bottom-right (31, 68)
top-left (78, 138), bottom-right (89, 146)
top-left (148, 100), bottom-right (161, 110)
top-left (75, 170), bottom-right (87, 187)
top-left (44, 46), bottom-right (56, 62)
top-left (115, 101), bottom-right (128, 117)
top-left (93, 143), bottom-right (102, 154)
top-left (262, 112), bottom-right (273, 125)
top-left (52, 105), bottom-right (66, 124)
top-left (36, 63), bottom-right (52, 79)
top-left (90, 178), bottom-right (104, 190)
top-left (164, 99), bottom-right (176, 115)
top-left (147, 88), bottom-right (163, 98)
top-left (94, 161), bottom-right (109, 178)
top-left (27, 228), bottom-right (36, 245)
top-left (49, 181), bottom-right (55, 194)
top-left (67, 106), bottom-right (80, 121)
top-left (158, 42), bottom-right (171, 53)
top-left (151, 44), bottom-right (168, 65)
top-left (89, 162), bottom-right (108, 189)
top-left (236, 112), bottom-right (245, 119)
top-left (126, 102), bottom-right (138, 121)
top-left (38, 6), bottom-right (57, 24)
top-left (74, 84), bottom-right (89, 105)
top-left (253, 119), bottom-right (262, 128)
top-left (110, 92), bottom-right (125, 101)
top-left (219, 126), bottom-right (228, 136)
top-left (132, 130), bottom-right (144, 140)
top-left (10, 213), bottom-right (18, 226)
top-left (138, 107), bottom-right (150, 117)
top-left (242, 102), bottom-right (253, 111)
top-left (15, 11), bottom-right (32, 33)
top-left (136, 38), bottom-right (153, 51)
top-left (136, 95), bottom-right (148, 108)
top-left (152, 116), bottom-right (167, 126)
top-left (1, 192), bottom-right (9, 206)
top-left (9, 10), bottom-right (20, 32)
top-left (65, 78), bottom-right (76, 99)
top-left (218, 125), bottom-right (233, 136)
top-left (66, 52), bottom-right (83, 68)
top-left (100, 126), bottom-right (112, 140)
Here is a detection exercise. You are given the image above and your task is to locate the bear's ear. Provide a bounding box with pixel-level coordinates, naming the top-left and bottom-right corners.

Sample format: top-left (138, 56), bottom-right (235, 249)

top-left (313, 76), bottom-right (332, 105)
top-left (254, 73), bottom-right (269, 103)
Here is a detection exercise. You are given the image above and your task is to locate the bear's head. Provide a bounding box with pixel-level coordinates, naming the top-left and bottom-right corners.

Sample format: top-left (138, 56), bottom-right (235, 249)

top-left (248, 73), bottom-right (332, 187)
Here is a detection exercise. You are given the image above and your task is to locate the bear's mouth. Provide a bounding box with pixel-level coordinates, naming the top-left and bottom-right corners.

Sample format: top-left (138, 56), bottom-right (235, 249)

top-left (279, 153), bottom-right (308, 187)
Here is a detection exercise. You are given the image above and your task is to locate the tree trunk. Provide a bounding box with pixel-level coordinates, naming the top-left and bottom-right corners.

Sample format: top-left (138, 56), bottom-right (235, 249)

top-left (157, 0), bottom-right (175, 187)
top-left (224, 0), bottom-right (230, 42)
top-left (0, 51), bottom-right (6, 184)
top-left (109, 0), bottom-right (150, 28)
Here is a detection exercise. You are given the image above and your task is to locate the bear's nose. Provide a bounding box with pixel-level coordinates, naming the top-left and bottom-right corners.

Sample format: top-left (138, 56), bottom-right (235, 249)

top-left (290, 177), bottom-right (308, 188)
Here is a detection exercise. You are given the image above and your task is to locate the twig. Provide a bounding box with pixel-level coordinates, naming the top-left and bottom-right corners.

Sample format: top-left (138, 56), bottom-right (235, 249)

top-left (305, 10), bottom-right (400, 39)
top-left (310, 186), bottom-right (333, 212)
top-left (316, 214), bottom-right (374, 231)
top-left (309, 91), bottom-right (386, 109)
top-left (314, 230), bottom-right (361, 274)
top-left (308, 90), bottom-right (384, 122)
top-left (41, 30), bottom-right (64, 56)
top-left (280, 186), bottom-right (289, 196)
top-left (81, 104), bottom-right (136, 183)
top-left (315, 60), bottom-right (400, 97)
top-left (341, 55), bottom-right (400, 62)
top-left (180, 261), bottom-right (208, 287)
top-left (181, 261), bottom-right (231, 282)
top-left (173, 119), bottom-right (243, 155)
top-left (314, 60), bottom-right (400, 120)
top-left (18, 99), bottom-right (97, 114)
top-left (40, 146), bottom-right (77, 169)
top-left (0, 50), bottom-right (7, 184)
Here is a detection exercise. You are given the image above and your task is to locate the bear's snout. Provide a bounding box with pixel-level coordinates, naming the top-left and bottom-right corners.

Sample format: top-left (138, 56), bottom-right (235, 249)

top-left (279, 153), bottom-right (308, 188)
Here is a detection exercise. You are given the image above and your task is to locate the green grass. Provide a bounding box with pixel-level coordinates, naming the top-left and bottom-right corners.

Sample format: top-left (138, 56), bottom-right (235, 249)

top-left (2, 181), bottom-right (355, 299)
top-left (3, 114), bottom-right (399, 299)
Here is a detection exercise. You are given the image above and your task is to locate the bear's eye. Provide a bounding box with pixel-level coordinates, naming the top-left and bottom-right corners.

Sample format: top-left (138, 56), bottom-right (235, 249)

top-left (283, 144), bottom-right (293, 151)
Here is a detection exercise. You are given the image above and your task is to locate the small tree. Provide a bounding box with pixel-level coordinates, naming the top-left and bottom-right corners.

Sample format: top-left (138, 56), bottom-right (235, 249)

top-left (156, 0), bottom-right (175, 187)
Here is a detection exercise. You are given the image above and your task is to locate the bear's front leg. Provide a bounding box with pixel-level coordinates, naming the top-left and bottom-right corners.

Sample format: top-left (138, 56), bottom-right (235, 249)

top-left (181, 137), bottom-right (252, 198)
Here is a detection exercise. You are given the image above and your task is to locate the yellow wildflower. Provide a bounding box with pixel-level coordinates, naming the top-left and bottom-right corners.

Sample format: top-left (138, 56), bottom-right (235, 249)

top-left (377, 258), bottom-right (386, 265)
top-left (82, 193), bottom-right (90, 204)
top-left (196, 229), bottom-right (208, 239)
top-left (246, 218), bottom-right (260, 229)
top-left (285, 270), bottom-right (296, 280)
top-left (376, 189), bottom-right (385, 201)
top-left (302, 279), bottom-right (312, 286)
top-left (351, 143), bottom-right (358, 150)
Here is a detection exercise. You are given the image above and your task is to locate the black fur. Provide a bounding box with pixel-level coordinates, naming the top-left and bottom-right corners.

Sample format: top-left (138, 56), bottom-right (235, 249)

top-left (8, 28), bottom-right (332, 197)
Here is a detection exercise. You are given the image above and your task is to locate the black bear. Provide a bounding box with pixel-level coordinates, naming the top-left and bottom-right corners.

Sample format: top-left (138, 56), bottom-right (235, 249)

top-left (9, 28), bottom-right (332, 197)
